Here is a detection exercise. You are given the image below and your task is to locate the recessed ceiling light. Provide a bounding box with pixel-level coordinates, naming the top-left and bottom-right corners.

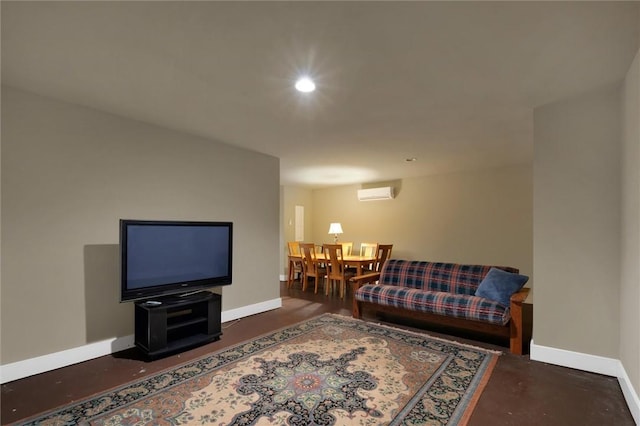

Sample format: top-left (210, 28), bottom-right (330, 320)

top-left (295, 77), bottom-right (316, 93)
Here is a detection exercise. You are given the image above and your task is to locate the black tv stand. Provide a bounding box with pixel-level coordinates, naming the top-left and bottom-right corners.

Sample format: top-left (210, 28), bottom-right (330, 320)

top-left (134, 291), bottom-right (222, 358)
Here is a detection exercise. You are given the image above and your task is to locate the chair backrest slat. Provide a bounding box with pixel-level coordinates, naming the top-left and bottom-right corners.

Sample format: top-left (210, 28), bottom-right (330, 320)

top-left (300, 243), bottom-right (319, 274)
top-left (360, 242), bottom-right (378, 257)
top-left (287, 241), bottom-right (300, 256)
top-left (340, 242), bottom-right (353, 256)
top-left (374, 244), bottom-right (393, 272)
top-left (323, 244), bottom-right (346, 278)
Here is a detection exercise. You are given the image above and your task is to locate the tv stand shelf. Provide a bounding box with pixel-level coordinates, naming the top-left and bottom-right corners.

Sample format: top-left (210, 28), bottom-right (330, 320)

top-left (134, 292), bottom-right (221, 358)
top-left (166, 316), bottom-right (207, 330)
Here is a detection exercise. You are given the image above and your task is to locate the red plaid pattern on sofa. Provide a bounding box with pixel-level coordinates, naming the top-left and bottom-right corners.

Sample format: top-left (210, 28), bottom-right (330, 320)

top-left (378, 259), bottom-right (519, 296)
top-left (355, 284), bottom-right (510, 325)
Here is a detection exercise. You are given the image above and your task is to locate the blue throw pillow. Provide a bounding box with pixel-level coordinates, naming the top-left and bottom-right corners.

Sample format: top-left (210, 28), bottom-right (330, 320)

top-left (475, 267), bottom-right (529, 306)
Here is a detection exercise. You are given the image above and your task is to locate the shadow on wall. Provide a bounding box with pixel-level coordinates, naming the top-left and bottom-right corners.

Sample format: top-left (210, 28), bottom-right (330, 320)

top-left (84, 244), bottom-right (134, 348)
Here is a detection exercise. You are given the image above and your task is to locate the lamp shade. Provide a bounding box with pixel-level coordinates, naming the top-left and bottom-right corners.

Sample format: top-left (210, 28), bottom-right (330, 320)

top-left (328, 223), bottom-right (343, 235)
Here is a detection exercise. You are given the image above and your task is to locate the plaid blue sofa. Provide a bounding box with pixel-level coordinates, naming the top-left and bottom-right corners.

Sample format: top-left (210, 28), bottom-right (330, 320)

top-left (350, 259), bottom-right (530, 354)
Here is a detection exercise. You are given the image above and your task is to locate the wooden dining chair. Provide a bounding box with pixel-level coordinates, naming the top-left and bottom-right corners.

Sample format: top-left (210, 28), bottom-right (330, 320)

top-left (340, 242), bottom-right (353, 256)
top-left (361, 244), bottom-right (393, 275)
top-left (287, 241), bottom-right (304, 288)
top-left (323, 244), bottom-right (357, 298)
top-left (359, 242), bottom-right (378, 257)
top-left (357, 242), bottom-right (378, 273)
top-left (373, 244), bottom-right (393, 273)
top-left (300, 242), bottom-right (327, 293)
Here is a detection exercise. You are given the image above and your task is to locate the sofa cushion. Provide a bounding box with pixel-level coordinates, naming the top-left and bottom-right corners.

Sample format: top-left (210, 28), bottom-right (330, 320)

top-left (355, 284), bottom-right (510, 325)
top-left (475, 267), bottom-right (529, 307)
top-left (379, 259), bottom-right (519, 296)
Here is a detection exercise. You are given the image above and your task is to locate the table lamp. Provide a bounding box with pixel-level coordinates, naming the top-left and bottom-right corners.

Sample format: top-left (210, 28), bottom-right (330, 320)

top-left (328, 222), bottom-right (343, 243)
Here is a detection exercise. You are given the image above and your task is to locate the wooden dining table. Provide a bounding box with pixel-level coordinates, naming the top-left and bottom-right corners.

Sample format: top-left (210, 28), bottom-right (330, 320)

top-left (288, 253), bottom-right (376, 277)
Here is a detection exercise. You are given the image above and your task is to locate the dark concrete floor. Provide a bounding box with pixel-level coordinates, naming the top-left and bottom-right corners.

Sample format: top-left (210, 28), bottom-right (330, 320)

top-left (1, 280), bottom-right (634, 425)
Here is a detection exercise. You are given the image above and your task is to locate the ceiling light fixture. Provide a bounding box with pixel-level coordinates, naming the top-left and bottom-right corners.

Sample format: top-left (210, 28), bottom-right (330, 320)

top-left (295, 77), bottom-right (316, 93)
top-left (405, 157), bottom-right (417, 162)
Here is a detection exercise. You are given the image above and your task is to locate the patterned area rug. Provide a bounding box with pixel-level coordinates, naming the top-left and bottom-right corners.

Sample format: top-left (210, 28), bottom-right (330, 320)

top-left (20, 314), bottom-right (499, 425)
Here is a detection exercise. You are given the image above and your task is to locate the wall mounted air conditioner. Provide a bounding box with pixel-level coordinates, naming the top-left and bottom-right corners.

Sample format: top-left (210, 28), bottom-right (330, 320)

top-left (357, 186), bottom-right (394, 201)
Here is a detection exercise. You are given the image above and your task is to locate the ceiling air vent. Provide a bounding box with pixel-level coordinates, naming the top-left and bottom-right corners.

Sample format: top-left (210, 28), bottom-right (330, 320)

top-left (357, 187), bottom-right (394, 201)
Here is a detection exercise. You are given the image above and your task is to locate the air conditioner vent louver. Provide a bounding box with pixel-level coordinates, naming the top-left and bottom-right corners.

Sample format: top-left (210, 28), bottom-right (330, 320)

top-left (357, 187), bottom-right (394, 201)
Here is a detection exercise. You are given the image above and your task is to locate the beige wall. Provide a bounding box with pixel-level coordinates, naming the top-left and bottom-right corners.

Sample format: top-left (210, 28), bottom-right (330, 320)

top-left (621, 48), bottom-right (640, 400)
top-left (310, 165), bottom-right (533, 278)
top-left (533, 85), bottom-right (621, 358)
top-left (1, 87), bottom-right (280, 364)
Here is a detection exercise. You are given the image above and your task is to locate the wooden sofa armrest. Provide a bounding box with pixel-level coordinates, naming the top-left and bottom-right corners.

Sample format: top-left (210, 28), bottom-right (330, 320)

top-left (509, 287), bottom-right (530, 355)
top-left (510, 287), bottom-right (530, 304)
top-left (349, 272), bottom-right (381, 289)
top-left (350, 272), bottom-right (381, 318)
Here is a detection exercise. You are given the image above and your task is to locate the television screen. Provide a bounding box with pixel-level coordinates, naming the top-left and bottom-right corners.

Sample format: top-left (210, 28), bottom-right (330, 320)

top-left (120, 220), bottom-right (233, 302)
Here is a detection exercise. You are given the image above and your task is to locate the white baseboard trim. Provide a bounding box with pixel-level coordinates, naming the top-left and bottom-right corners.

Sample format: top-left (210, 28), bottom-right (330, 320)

top-left (617, 359), bottom-right (640, 425)
top-left (221, 297), bottom-right (282, 323)
top-left (279, 274), bottom-right (287, 281)
top-left (0, 297), bottom-right (282, 384)
top-left (530, 340), bottom-right (639, 425)
top-left (530, 339), bottom-right (621, 376)
top-left (0, 335), bottom-right (136, 385)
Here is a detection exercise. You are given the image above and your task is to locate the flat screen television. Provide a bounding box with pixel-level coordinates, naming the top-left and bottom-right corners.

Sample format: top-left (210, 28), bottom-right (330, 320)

top-left (120, 219), bottom-right (233, 302)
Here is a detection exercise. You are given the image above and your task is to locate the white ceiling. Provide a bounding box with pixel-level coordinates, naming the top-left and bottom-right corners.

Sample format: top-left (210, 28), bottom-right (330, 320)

top-left (2, 1), bottom-right (638, 187)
